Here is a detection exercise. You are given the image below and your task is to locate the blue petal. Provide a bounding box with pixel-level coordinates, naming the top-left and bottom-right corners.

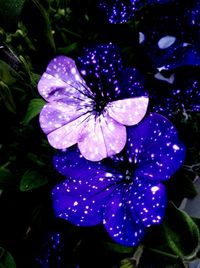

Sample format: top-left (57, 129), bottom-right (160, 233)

top-left (35, 232), bottom-right (64, 268)
top-left (139, 4), bottom-right (200, 69)
top-left (130, 178), bottom-right (167, 228)
top-left (98, 0), bottom-right (176, 24)
top-left (104, 188), bottom-right (146, 246)
top-left (76, 43), bottom-right (147, 100)
top-left (76, 43), bottom-right (123, 100)
top-left (52, 149), bottom-right (122, 226)
top-left (126, 113), bottom-right (186, 181)
top-left (151, 68), bottom-right (200, 116)
top-left (99, 0), bottom-right (137, 24)
top-left (103, 178), bottom-right (167, 246)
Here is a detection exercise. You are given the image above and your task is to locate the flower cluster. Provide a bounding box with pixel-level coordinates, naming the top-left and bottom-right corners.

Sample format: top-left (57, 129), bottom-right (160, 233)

top-left (36, 0), bottom-right (200, 248)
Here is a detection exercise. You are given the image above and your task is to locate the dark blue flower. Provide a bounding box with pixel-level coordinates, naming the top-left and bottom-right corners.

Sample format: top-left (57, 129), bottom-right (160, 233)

top-left (99, 0), bottom-right (176, 24)
top-left (38, 43), bottom-right (148, 161)
top-left (138, 3), bottom-right (200, 71)
top-left (51, 113), bottom-right (185, 246)
top-left (151, 68), bottom-right (200, 117)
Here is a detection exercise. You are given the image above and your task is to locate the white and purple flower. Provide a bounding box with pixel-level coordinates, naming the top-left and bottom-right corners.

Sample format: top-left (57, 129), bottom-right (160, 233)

top-left (51, 113), bottom-right (185, 246)
top-left (38, 43), bottom-right (148, 161)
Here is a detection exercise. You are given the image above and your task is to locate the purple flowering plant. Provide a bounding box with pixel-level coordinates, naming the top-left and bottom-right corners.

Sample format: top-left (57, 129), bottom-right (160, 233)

top-left (1, 0), bottom-right (200, 267)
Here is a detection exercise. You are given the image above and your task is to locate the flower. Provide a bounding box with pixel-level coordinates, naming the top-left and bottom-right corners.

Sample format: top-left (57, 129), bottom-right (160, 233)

top-left (99, 0), bottom-right (176, 24)
top-left (38, 43), bottom-right (148, 161)
top-left (150, 67), bottom-right (200, 117)
top-left (138, 3), bottom-right (200, 71)
top-left (51, 113), bottom-right (185, 246)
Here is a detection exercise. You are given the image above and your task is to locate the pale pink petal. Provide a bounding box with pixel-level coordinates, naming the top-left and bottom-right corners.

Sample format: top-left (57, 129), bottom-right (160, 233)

top-left (38, 56), bottom-right (93, 102)
top-left (107, 96), bottom-right (149, 126)
top-left (46, 113), bottom-right (90, 149)
top-left (78, 114), bottom-right (126, 161)
top-left (39, 101), bottom-right (91, 134)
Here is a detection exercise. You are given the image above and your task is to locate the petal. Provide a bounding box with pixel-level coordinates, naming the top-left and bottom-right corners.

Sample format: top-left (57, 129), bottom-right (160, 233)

top-left (46, 113), bottom-right (91, 149)
top-left (130, 178), bottom-right (167, 228)
top-left (78, 114), bottom-right (126, 161)
top-left (98, 0), bottom-right (136, 24)
top-left (76, 43), bottom-right (123, 99)
top-left (126, 113), bottom-right (186, 181)
top-left (107, 97), bottom-right (149, 126)
top-left (38, 56), bottom-right (93, 102)
top-left (39, 101), bottom-right (92, 134)
top-left (104, 188), bottom-right (145, 246)
top-left (52, 151), bottom-right (121, 226)
top-left (151, 68), bottom-right (200, 116)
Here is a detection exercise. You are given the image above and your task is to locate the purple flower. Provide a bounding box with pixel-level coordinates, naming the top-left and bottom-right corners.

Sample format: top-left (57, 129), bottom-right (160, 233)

top-left (38, 43), bottom-right (148, 161)
top-left (52, 113), bottom-right (185, 246)
top-left (99, 0), bottom-right (176, 24)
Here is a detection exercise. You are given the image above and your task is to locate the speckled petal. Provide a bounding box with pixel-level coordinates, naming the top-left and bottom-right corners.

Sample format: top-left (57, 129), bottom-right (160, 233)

top-left (107, 97), bottom-right (149, 126)
top-left (78, 114), bottom-right (126, 161)
top-left (38, 56), bottom-right (93, 102)
top-left (131, 178), bottom-right (167, 228)
top-left (126, 113), bottom-right (185, 181)
top-left (76, 43), bottom-right (123, 99)
top-left (104, 189), bottom-right (145, 246)
top-left (39, 101), bottom-right (92, 135)
top-left (46, 113), bottom-right (91, 149)
top-left (52, 152), bottom-right (120, 225)
top-left (99, 0), bottom-right (176, 24)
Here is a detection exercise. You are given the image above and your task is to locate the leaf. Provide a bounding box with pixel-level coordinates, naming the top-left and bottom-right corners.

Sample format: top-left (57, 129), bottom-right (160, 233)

top-left (0, 247), bottom-right (16, 268)
top-left (0, 82), bottom-right (16, 113)
top-left (180, 176), bottom-right (200, 218)
top-left (0, 60), bottom-right (19, 86)
top-left (20, 170), bottom-right (48, 191)
top-left (22, 98), bottom-right (46, 125)
top-left (163, 202), bottom-right (200, 259)
top-left (0, 167), bottom-right (14, 184)
top-left (104, 241), bottom-right (134, 254)
top-left (0, 0), bottom-right (26, 31)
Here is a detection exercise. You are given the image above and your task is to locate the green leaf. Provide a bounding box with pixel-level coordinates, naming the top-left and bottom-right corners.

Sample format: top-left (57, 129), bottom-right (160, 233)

top-left (0, 60), bottom-right (19, 86)
top-left (0, 0), bottom-right (26, 32)
top-left (22, 98), bottom-right (46, 125)
top-left (0, 167), bottom-right (14, 184)
top-left (163, 203), bottom-right (200, 259)
top-left (0, 247), bottom-right (16, 268)
top-left (20, 170), bottom-right (48, 191)
top-left (104, 241), bottom-right (134, 254)
top-left (0, 82), bottom-right (16, 113)
top-left (180, 176), bottom-right (200, 218)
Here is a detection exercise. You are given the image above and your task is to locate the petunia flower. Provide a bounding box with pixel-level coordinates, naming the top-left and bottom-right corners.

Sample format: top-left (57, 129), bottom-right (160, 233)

top-left (150, 67), bottom-right (200, 117)
top-left (99, 0), bottom-right (176, 24)
top-left (138, 3), bottom-right (200, 71)
top-left (51, 113), bottom-right (185, 246)
top-left (38, 43), bottom-right (148, 161)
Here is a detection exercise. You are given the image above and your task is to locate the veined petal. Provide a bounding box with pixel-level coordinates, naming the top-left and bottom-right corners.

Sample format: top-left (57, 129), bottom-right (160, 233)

top-left (47, 113), bottom-right (91, 149)
top-left (104, 189), bottom-right (145, 246)
top-left (126, 113), bottom-right (185, 181)
top-left (78, 114), bottom-right (126, 161)
top-left (107, 97), bottom-right (149, 126)
top-left (38, 56), bottom-right (93, 102)
top-left (52, 156), bottom-right (120, 226)
top-left (130, 178), bottom-right (167, 228)
top-left (39, 101), bottom-right (92, 134)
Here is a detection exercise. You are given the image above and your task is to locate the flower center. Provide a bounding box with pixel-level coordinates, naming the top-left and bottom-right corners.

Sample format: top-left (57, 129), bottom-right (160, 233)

top-left (94, 98), bottom-right (107, 115)
top-left (124, 170), bottom-right (132, 183)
